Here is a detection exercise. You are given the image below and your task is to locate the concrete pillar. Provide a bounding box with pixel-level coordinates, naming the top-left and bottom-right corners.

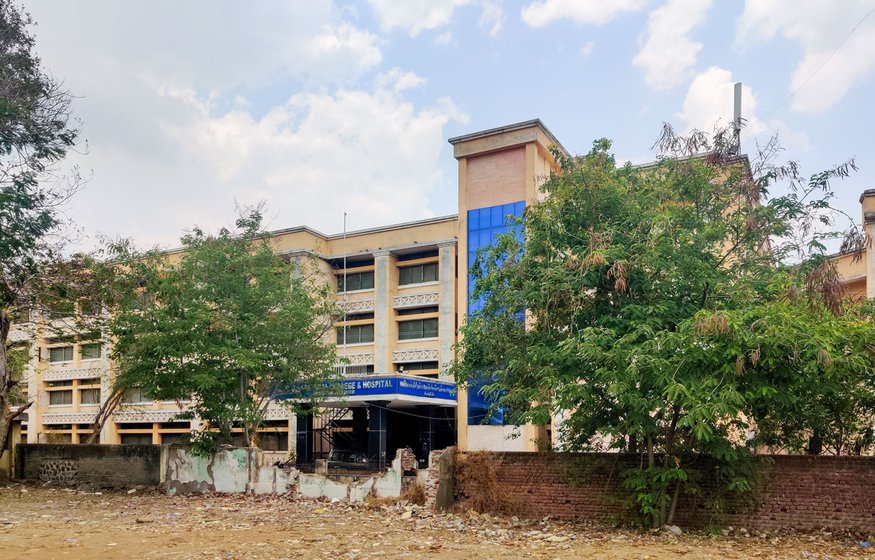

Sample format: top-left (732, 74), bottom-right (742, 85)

top-left (352, 407), bottom-right (367, 452)
top-left (418, 406), bottom-right (435, 467)
top-left (367, 401), bottom-right (389, 467)
top-left (295, 409), bottom-right (313, 465)
top-left (438, 242), bottom-right (456, 381)
top-left (861, 190), bottom-right (875, 299)
top-left (373, 250), bottom-right (391, 374)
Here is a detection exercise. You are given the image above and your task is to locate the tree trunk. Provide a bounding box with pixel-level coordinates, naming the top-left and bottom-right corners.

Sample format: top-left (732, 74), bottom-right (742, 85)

top-left (646, 434), bottom-right (659, 528)
top-left (85, 387), bottom-right (126, 444)
top-left (667, 477), bottom-right (682, 525)
top-left (0, 309), bottom-right (14, 456)
top-left (661, 406), bottom-right (682, 527)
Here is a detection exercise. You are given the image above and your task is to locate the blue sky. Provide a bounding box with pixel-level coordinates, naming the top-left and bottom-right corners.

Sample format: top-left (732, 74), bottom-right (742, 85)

top-left (21, 0), bottom-right (875, 249)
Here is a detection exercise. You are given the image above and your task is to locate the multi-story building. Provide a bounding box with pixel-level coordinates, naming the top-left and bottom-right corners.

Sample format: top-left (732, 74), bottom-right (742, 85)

top-left (10, 119), bottom-right (566, 465)
top-left (832, 189), bottom-right (875, 299)
top-left (10, 117), bottom-right (869, 467)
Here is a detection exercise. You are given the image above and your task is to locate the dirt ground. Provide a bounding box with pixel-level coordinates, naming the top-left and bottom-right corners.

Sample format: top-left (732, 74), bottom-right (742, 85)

top-left (0, 486), bottom-right (871, 560)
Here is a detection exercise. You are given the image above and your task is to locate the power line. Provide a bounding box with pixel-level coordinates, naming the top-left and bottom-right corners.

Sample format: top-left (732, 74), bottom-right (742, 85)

top-left (762, 7), bottom-right (875, 119)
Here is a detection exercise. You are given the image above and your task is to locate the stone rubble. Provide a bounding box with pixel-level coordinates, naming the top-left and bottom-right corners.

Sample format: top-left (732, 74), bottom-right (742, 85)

top-left (0, 485), bottom-right (871, 559)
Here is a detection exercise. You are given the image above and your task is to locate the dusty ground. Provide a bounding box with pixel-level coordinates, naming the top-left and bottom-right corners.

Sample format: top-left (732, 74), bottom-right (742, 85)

top-left (0, 486), bottom-right (871, 560)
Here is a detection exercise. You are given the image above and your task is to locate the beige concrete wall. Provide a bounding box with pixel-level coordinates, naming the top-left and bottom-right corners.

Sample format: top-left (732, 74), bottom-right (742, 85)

top-left (465, 147), bottom-right (526, 209)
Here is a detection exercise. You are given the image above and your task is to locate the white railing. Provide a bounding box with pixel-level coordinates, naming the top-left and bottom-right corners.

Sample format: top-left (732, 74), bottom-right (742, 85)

top-left (42, 364), bottom-right (107, 382)
top-left (392, 348), bottom-right (439, 363)
top-left (393, 292), bottom-right (439, 309)
top-left (337, 298), bottom-right (376, 313)
top-left (42, 412), bottom-right (98, 425)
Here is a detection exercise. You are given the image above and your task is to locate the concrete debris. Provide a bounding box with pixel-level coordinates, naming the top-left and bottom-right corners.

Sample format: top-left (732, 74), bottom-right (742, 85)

top-left (664, 525), bottom-right (683, 536)
top-left (0, 486), bottom-right (870, 559)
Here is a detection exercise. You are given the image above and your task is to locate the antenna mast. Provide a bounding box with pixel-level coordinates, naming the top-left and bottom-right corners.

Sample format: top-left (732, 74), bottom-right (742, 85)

top-left (733, 82), bottom-right (742, 154)
top-left (342, 212), bottom-right (348, 376)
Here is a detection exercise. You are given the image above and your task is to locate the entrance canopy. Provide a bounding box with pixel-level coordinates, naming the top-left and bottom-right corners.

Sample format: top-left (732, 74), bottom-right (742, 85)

top-left (275, 374), bottom-right (457, 408)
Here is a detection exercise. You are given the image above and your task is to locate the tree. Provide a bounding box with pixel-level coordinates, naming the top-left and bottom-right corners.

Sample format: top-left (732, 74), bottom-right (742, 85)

top-left (0, 0), bottom-right (82, 454)
top-left (108, 210), bottom-right (340, 453)
top-left (453, 126), bottom-right (875, 526)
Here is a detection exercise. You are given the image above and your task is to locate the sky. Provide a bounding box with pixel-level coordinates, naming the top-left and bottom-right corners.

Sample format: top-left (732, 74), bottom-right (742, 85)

top-left (20, 0), bottom-right (875, 250)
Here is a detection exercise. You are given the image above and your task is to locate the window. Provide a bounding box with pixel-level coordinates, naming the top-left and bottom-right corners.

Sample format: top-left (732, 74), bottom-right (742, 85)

top-left (337, 271), bottom-right (374, 292)
top-left (398, 318), bottom-right (438, 340)
top-left (335, 364), bottom-right (375, 375)
top-left (122, 387), bottom-right (151, 403)
top-left (397, 361), bottom-right (439, 372)
top-left (80, 388), bottom-right (101, 405)
top-left (80, 343), bottom-right (102, 360)
top-left (397, 306), bottom-right (438, 316)
top-left (161, 433), bottom-right (191, 445)
top-left (79, 377), bottom-right (100, 386)
top-left (340, 312), bottom-right (374, 321)
top-left (49, 390), bottom-right (73, 406)
top-left (81, 299), bottom-right (102, 317)
top-left (49, 346), bottom-right (74, 363)
top-left (47, 380), bottom-right (73, 388)
top-left (336, 324), bottom-right (374, 345)
top-left (258, 432), bottom-right (288, 451)
top-left (47, 300), bottom-right (76, 319)
top-left (120, 434), bottom-right (153, 445)
top-left (399, 263), bottom-right (438, 285)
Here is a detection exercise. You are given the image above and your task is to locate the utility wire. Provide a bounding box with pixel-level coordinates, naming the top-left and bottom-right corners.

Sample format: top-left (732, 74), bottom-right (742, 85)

top-left (762, 7), bottom-right (875, 120)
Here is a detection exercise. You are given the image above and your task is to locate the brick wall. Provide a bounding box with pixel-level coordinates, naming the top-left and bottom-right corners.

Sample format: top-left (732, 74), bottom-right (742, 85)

top-left (16, 444), bottom-right (161, 488)
top-left (455, 452), bottom-right (875, 532)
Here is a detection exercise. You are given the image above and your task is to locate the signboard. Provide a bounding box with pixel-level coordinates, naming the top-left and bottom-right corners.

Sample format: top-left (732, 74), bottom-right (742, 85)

top-left (339, 376), bottom-right (457, 400)
top-left (277, 375), bottom-right (457, 404)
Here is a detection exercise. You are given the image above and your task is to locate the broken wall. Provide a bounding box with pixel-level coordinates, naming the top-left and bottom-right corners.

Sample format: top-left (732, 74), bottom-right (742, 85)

top-left (16, 444), bottom-right (161, 487)
top-left (453, 452), bottom-right (875, 533)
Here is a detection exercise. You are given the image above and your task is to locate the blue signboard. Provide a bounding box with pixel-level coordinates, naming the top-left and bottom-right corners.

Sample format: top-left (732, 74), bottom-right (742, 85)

top-left (340, 376), bottom-right (457, 400)
top-left (276, 375), bottom-right (457, 403)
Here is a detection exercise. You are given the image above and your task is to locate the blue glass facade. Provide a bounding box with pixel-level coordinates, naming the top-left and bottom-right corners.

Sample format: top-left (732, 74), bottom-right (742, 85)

top-left (466, 200), bottom-right (525, 425)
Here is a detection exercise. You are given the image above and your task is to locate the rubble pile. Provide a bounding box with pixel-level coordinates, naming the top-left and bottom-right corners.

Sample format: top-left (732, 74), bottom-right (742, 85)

top-left (0, 485), bottom-right (870, 559)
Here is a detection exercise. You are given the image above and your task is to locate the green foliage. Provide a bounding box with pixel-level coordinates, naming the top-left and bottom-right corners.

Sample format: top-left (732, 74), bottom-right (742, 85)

top-left (453, 127), bottom-right (875, 527)
top-left (0, 0), bottom-right (81, 454)
top-left (106, 210), bottom-right (341, 453)
top-left (0, 0), bottom-right (80, 307)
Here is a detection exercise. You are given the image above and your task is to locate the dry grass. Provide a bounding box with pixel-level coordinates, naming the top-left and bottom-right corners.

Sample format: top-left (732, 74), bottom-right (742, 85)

top-left (454, 450), bottom-right (527, 516)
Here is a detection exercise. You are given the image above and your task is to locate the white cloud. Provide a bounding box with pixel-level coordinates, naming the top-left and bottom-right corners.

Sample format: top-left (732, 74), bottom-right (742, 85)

top-left (521, 0), bottom-right (648, 27)
top-left (19, 0), bottom-right (466, 248)
top-left (367, 0), bottom-right (504, 37)
top-left (580, 41), bottom-right (595, 56)
top-left (737, 0), bottom-right (875, 113)
top-left (677, 67), bottom-right (765, 134)
top-left (376, 69), bottom-right (428, 92)
top-left (633, 0), bottom-right (713, 91)
top-left (434, 31), bottom-right (456, 46)
top-left (160, 85), bottom-right (467, 240)
top-left (307, 23), bottom-right (384, 77)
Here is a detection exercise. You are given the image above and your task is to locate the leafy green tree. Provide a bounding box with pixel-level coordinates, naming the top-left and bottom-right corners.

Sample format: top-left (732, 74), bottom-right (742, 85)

top-left (108, 210), bottom-right (340, 452)
top-left (0, 0), bottom-right (82, 454)
top-left (453, 126), bottom-right (875, 526)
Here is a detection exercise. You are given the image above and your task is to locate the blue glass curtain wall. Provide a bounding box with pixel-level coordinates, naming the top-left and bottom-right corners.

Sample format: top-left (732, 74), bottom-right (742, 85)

top-left (466, 200), bottom-right (525, 425)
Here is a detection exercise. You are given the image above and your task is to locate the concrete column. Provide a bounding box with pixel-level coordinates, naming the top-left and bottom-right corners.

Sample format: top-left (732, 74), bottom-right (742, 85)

top-left (367, 401), bottom-right (389, 466)
top-left (287, 414), bottom-right (295, 455)
top-left (418, 406), bottom-right (435, 467)
top-left (26, 337), bottom-right (38, 443)
top-left (373, 250), bottom-right (391, 373)
top-left (295, 408), bottom-right (313, 466)
top-left (867, 222), bottom-right (875, 300)
top-left (861, 191), bottom-right (875, 299)
top-left (352, 407), bottom-right (367, 452)
top-left (438, 242), bottom-right (456, 381)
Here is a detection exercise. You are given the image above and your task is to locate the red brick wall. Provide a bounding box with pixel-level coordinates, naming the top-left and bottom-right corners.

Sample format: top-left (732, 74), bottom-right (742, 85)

top-left (455, 452), bottom-right (875, 532)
